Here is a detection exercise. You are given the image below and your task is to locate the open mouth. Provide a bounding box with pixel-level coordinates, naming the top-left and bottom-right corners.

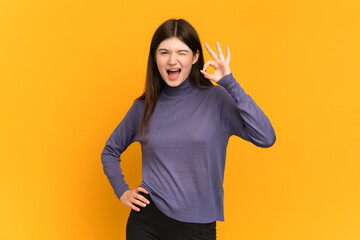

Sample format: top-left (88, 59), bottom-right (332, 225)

top-left (167, 69), bottom-right (181, 80)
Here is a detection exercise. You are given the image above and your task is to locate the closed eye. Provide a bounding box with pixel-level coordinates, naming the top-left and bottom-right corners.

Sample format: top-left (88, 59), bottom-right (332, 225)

top-left (178, 51), bottom-right (189, 55)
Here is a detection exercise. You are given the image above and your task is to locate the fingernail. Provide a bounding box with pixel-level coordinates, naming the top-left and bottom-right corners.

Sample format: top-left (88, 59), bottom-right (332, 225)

top-left (147, 201), bottom-right (150, 204)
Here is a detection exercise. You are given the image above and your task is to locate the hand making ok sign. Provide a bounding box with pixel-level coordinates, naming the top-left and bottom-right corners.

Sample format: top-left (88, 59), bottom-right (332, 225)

top-left (200, 41), bottom-right (232, 82)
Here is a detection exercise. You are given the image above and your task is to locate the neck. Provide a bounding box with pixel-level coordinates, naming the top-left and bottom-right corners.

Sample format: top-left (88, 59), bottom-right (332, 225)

top-left (162, 77), bottom-right (193, 98)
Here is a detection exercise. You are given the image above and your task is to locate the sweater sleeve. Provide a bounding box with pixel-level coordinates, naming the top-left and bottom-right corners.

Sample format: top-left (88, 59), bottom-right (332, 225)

top-left (100, 100), bottom-right (142, 200)
top-left (216, 73), bottom-right (276, 148)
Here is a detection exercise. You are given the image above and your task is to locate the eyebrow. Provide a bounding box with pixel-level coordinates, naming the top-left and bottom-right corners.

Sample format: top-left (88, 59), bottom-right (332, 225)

top-left (158, 48), bottom-right (190, 53)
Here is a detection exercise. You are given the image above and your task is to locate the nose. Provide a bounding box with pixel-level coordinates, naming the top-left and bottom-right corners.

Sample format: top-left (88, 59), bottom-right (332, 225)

top-left (168, 53), bottom-right (177, 65)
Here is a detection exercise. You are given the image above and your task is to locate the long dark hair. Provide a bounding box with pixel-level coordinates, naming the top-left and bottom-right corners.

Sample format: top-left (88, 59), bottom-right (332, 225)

top-left (137, 18), bottom-right (213, 136)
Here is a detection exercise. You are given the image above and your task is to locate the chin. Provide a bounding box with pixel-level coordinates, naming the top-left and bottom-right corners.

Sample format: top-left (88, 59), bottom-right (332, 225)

top-left (165, 79), bottom-right (185, 87)
top-left (165, 80), bottom-right (179, 87)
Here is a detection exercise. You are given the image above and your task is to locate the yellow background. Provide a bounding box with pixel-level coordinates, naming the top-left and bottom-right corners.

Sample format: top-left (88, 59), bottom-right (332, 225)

top-left (1, 0), bottom-right (359, 239)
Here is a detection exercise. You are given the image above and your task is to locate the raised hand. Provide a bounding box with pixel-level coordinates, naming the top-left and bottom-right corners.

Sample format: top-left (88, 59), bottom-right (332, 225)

top-left (120, 186), bottom-right (150, 212)
top-left (201, 41), bottom-right (231, 82)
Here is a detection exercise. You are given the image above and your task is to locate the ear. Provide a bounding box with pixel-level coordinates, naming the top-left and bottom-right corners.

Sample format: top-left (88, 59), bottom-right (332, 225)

top-left (192, 50), bottom-right (200, 65)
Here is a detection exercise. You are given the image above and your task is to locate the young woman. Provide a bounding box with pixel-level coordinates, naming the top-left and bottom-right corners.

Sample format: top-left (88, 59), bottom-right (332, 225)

top-left (101, 18), bottom-right (276, 240)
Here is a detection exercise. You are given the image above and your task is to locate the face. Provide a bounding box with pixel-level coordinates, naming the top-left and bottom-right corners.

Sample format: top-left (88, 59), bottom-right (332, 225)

top-left (155, 37), bottom-right (199, 87)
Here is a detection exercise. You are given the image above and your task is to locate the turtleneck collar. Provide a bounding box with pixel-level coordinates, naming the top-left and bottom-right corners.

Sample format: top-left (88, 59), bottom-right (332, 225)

top-left (161, 77), bottom-right (194, 99)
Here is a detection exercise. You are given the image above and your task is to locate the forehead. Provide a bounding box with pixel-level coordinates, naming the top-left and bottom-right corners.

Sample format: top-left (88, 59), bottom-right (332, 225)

top-left (157, 37), bottom-right (190, 51)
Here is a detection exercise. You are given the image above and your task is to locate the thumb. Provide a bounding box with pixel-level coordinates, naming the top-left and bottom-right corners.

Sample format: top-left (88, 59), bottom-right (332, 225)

top-left (200, 69), bottom-right (213, 80)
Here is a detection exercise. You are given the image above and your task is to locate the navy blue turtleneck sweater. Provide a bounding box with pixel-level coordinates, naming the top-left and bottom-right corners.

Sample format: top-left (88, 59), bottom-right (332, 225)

top-left (101, 73), bottom-right (276, 223)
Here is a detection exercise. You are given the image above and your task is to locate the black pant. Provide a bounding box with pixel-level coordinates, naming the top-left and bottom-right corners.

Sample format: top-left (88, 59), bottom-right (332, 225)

top-left (126, 193), bottom-right (216, 240)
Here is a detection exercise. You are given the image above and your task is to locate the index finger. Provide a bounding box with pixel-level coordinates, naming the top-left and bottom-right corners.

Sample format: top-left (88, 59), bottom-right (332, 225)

top-left (204, 42), bottom-right (219, 60)
top-left (137, 186), bottom-right (149, 194)
top-left (136, 187), bottom-right (150, 204)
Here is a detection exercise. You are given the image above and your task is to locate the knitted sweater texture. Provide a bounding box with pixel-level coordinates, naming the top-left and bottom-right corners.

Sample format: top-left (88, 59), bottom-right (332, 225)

top-left (101, 73), bottom-right (276, 223)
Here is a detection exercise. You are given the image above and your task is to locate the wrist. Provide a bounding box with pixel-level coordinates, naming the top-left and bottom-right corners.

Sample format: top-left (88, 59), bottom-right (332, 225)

top-left (217, 72), bottom-right (233, 84)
